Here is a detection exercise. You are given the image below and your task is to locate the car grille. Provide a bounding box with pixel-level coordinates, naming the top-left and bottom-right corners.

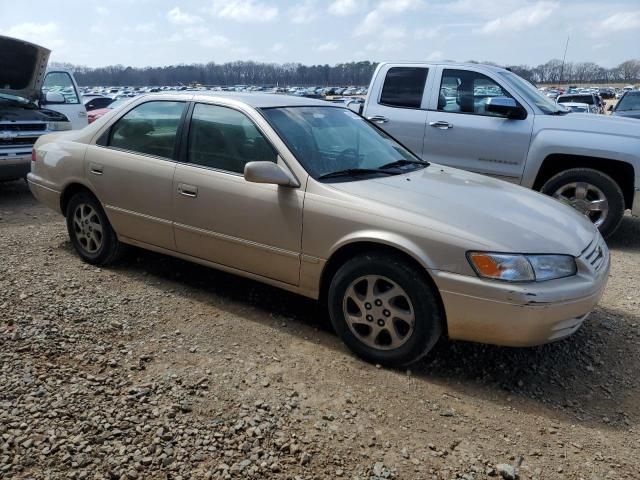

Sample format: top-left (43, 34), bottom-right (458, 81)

top-left (581, 236), bottom-right (606, 272)
top-left (0, 137), bottom-right (37, 147)
top-left (0, 123), bottom-right (47, 132)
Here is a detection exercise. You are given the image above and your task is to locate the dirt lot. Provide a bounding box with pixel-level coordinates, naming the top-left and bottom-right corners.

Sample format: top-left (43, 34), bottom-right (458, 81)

top-left (1, 180), bottom-right (639, 480)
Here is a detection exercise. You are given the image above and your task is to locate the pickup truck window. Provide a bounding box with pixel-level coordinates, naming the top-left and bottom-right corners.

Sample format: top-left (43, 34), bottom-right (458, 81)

top-left (438, 69), bottom-right (513, 117)
top-left (498, 71), bottom-right (564, 114)
top-left (380, 67), bottom-right (428, 109)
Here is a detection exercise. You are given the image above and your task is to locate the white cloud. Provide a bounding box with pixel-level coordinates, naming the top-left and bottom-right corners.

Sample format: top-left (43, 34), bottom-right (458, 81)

top-left (290, 1), bottom-right (318, 24)
top-left (125, 23), bottom-right (156, 33)
top-left (271, 42), bottom-right (285, 52)
top-left (209, 0), bottom-right (278, 23)
top-left (355, 0), bottom-right (423, 35)
top-left (316, 41), bottom-right (339, 52)
top-left (599, 11), bottom-right (640, 33)
top-left (476, 1), bottom-right (558, 34)
top-left (426, 50), bottom-right (444, 61)
top-left (167, 7), bottom-right (202, 25)
top-left (328, 0), bottom-right (365, 16)
top-left (96, 6), bottom-right (109, 15)
top-left (3, 22), bottom-right (64, 50)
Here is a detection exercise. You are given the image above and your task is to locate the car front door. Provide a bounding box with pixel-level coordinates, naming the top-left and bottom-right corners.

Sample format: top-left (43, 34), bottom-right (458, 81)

top-left (364, 65), bottom-right (433, 155)
top-left (42, 71), bottom-right (88, 129)
top-left (172, 102), bottom-right (304, 286)
top-left (85, 100), bottom-right (187, 250)
top-left (422, 67), bottom-right (534, 182)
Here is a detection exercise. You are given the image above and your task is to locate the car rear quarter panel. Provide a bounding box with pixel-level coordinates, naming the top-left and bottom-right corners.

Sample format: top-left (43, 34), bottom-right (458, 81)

top-left (31, 134), bottom-right (90, 213)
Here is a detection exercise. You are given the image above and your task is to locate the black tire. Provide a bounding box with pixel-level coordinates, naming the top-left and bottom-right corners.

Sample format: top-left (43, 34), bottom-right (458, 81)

top-left (65, 191), bottom-right (126, 265)
top-left (328, 252), bottom-right (443, 367)
top-left (540, 168), bottom-right (625, 239)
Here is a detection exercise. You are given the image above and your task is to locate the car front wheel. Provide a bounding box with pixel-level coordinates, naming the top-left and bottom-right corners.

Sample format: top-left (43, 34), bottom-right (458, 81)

top-left (66, 191), bottom-right (125, 265)
top-left (541, 168), bottom-right (624, 238)
top-left (328, 252), bottom-right (443, 367)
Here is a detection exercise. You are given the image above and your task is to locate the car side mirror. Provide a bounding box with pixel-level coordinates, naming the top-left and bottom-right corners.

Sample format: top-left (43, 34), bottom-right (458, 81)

top-left (244, 161), bottom-right (299, 187)
top-left (346, 100), bottom-right (363, 114)
top-left (43, 91), bottom-right (66, 104)
top-left (485, 96), bottom-right (526, 119)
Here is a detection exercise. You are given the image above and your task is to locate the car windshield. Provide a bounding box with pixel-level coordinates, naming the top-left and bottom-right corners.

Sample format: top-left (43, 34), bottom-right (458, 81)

top-left (498, 71), bottom-right (565, 114)
top-left (261, 106), bottom-right (425, 179)
top-left (616, 92), bottom-right (640, 111)
top-left (558, 95), bottom-right (595, 105)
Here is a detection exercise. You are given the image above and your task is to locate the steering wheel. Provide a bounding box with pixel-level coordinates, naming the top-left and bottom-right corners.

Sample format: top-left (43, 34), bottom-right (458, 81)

top-left (335, 148), bottom-right (360, 168)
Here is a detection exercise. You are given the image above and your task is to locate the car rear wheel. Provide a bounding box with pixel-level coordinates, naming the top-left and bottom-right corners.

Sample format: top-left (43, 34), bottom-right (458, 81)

top-left (328, 252), bottom-right (443, 367)
top-left (541, 168), bottom-right (624, 238)
top-left (66, 191), bottom-right (125, 265)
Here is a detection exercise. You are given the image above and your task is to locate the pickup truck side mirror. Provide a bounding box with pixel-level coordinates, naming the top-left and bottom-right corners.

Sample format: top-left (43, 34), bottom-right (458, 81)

top-left (485, 97), bottom-right (526, 120)
top-left (42, 91), bottom-right (66, 105)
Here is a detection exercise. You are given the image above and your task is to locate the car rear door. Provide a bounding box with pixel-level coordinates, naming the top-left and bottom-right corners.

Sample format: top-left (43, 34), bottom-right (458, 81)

top-left (171, 102), bottom-right (304, 286)
top-left (421, 66), bottom-right (534, 182)
top-left (42, 71), bottom-right (88, 129)
top-left (85, 99), bottom-right (187, 250)
top-left (363, 65), bottom-right (434, 155)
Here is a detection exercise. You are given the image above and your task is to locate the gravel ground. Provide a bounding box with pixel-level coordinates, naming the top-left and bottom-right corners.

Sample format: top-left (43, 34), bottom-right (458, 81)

top-left (1, 179), bottom-right (639, 480)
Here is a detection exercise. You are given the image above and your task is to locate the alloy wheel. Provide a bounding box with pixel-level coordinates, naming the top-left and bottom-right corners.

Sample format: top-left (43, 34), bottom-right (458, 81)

top-left (72, 203), bottom-right (103, 254)
top-left (553, 182), bottom-right (609, 227)
top-left (342, 275), bottom-right (415, 351)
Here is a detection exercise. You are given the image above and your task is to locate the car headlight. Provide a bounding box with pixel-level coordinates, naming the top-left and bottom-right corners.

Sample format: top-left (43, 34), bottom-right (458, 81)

top-left (47, 121), bottom-right (72, 131)
top-left (468, 253), bottom-right (577, 282)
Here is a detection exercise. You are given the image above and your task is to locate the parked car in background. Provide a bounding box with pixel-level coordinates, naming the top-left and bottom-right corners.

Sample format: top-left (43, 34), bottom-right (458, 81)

top-left (83, 96), bottom-right (115, 111)
top-left (609, 91), bottom-right (640, 119)
top-left (358, 62), bottom-right (640, 237)
top-left (561, 102), bottom-right (592, 114)
top-left (28, 92), bottom-right (609, 366)
top-left (0, 35), bottom-right (86, 182)
top-left (599, 88), bottom-right (615, 99)
top-left (557, 93), bottom-right (603, 114)
top-left (86, 97), bottom-right (133, 123)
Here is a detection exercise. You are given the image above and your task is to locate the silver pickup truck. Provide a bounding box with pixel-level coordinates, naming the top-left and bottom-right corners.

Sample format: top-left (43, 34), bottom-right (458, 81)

top-left (358, 62), bottom-right (640, 238)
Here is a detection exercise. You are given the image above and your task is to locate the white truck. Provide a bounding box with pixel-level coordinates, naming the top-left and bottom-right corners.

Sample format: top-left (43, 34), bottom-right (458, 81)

top-left (1, 35), bottom-right (87, 181)
top-left (357, 62), bottom-right (640, 237)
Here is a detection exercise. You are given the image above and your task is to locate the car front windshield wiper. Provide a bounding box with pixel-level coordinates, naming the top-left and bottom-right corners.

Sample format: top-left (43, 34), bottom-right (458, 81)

top-left (317, 168), bottom-right (399, 180)
top-left (379, 159), bottom-right (429, 170)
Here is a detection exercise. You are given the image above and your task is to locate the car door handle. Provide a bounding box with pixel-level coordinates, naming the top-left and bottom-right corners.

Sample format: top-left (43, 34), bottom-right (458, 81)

top-left (177, 183), bottom-right (198, 198)
top-left (89, 163), bottom-right (104, 175)
top-left (429, 121), bottom-right (453, 129)
top-left (367, 115), bottom-right (389, 124)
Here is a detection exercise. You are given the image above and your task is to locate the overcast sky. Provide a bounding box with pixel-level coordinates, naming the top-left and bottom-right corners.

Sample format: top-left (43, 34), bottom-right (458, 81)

top-left (1, 0), bottom-right (638, 68)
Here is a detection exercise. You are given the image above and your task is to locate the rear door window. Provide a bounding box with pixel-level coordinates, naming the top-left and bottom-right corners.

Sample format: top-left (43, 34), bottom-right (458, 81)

top-left (108, 101), bottom-right (186, 159)
top-left (379, 67), bottom-right (428, 108)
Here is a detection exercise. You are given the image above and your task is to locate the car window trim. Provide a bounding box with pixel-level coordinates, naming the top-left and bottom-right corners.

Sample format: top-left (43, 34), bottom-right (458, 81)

top-left (181, 101), bottom-right (281, 176)
top-left (98, 99), bottom-right (188, 161)
top-left (378, 66), bottom-right (430, 110)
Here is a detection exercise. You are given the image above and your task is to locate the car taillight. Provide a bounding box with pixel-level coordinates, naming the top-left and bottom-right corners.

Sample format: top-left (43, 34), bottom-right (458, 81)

top-left (31, 149), bottom-right (37, 162)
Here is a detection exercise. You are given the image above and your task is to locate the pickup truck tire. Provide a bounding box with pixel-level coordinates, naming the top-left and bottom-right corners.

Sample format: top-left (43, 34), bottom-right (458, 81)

top-left (541, 168), bottom-right (624, 238)
top-left (328, 252), bottom-right (443, 367)
top-left (65, 191), bottom-right (126, 265)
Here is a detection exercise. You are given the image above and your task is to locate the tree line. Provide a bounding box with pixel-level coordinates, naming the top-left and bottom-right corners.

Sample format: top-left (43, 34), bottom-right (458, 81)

top-left (51, 59), bottom-right (640, 87)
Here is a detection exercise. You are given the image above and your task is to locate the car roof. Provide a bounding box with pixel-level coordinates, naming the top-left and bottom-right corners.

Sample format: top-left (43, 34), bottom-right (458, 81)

top-left (378, 61), bottom-right (510, 73)
top-left (188, 92), bottom-right (335, 108)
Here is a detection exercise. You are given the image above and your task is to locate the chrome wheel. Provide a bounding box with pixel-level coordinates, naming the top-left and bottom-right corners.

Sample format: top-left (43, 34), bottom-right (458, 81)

top-left (553, 182), bottom-right (609, 227)
top-left (342, 275), bottom-right (415, 351)
top-left (72, 203), bottom-right (103, 254)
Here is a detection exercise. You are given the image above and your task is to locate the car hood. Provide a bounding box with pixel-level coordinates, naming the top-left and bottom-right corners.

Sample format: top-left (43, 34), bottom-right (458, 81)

top-left (612, 110), bottom-right (640, 119)
top-left (0, 35), bottom-right (50, 101)
top-left (535, 111), bottom-right (639, 138)
top-left (329, 166), bottom-right (596, 256)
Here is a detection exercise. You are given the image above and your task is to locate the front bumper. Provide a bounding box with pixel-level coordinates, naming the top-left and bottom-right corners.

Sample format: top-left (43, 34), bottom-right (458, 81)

top-left (431, 236), bottom-right (610, 347)
top-left (0, 154), bottom-right (30, 181)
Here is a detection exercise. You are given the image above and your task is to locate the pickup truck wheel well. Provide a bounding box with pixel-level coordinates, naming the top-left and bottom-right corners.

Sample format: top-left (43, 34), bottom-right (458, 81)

top-left (60, 183), bottom-right (96, 215)
top-left (319, 242), bottom-right (447, 335)
top-left (534, 154), bottom-right (635, 209)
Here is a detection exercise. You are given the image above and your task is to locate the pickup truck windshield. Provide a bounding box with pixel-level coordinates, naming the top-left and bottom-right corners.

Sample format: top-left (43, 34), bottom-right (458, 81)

top-left (616, 92), bottom-right (640, 111)
top-left (261, 106), bottom-right (425, 180)
top-left (499, 71), bottom-right (565, 115)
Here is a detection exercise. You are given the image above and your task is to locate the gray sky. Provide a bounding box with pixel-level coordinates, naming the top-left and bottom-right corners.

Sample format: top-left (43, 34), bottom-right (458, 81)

top-left (1, 0), bottom-right (638, 68)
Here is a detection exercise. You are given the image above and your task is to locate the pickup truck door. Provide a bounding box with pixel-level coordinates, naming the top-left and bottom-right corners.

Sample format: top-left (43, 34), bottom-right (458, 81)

top-left (42, 71), bottom-right (88, 129)
top-left (363, 65), bottom-right (435, 156)
top-left (421, 66), bottom-right (534, 182)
